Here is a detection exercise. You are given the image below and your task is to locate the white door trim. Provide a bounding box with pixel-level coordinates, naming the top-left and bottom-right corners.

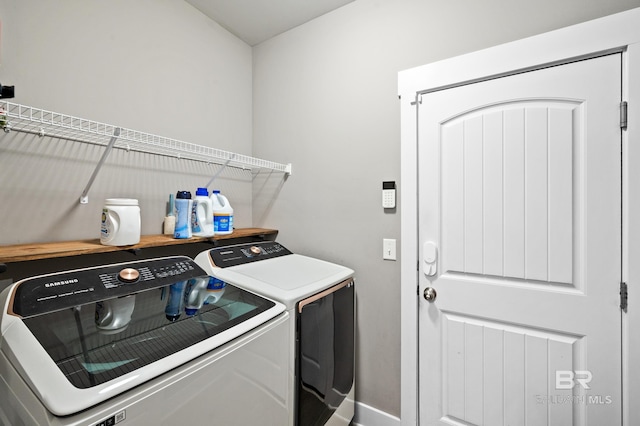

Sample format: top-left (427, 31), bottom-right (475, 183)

top-left (399, 7), bottom-right (640, 425)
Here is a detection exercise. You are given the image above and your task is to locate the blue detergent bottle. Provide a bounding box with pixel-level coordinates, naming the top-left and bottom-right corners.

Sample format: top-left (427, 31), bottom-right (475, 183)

top-left (174, 191), bottom-right (193, 239)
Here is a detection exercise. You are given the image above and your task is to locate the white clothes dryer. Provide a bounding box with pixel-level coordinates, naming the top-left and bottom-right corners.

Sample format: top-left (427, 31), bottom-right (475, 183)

top-left (0, 256), bottom-right (289, 425)
top-left (195, 241), bottom-right (355, 426)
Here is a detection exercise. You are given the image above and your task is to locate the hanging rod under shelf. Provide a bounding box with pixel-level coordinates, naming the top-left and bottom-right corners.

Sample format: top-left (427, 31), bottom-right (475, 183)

top-left (0, 101), bottom-right (292, 175)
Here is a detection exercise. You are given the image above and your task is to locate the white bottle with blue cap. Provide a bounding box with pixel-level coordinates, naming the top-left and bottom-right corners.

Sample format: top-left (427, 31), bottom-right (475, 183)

top-left (211, 190), bottom-right (234, 235)
top-left (191, 187), bottom-right (214, 237)
top-left (184, 277), bottom-right (209, 316)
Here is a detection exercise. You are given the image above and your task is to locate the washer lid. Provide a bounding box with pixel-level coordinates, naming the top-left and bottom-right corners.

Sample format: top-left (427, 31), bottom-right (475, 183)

top-left (210, 253), bottom-right (354, 310)
top-left (0, 257), bottom-right (284, 416)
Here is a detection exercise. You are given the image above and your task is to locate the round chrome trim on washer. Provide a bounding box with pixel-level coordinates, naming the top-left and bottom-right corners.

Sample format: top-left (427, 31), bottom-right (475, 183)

top-left (118, 268), bottom-right (140, 283)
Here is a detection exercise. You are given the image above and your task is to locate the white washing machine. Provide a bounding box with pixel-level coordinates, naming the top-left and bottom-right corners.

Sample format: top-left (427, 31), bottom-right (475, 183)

top-left (194, 241), bottom-right (355, 426)
top-left (0, 255), bottom-right (289, 425)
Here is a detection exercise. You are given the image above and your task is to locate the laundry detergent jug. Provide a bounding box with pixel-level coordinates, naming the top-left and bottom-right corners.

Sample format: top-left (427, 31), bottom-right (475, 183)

top-left (211, 190), bottom-right (234, 235)
top-left (100, 198), bottom-right (141, 246)
top-left (191, 187), bottom-right (214, 237)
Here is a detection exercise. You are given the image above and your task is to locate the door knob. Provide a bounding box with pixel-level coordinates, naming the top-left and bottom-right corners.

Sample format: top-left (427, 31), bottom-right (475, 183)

top-left (423, 287), bottom-right (437, 302)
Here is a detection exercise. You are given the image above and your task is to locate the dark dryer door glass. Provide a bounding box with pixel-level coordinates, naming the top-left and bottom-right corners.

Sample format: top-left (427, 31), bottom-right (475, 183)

top-left (296, 279), bottom-right (355, 426)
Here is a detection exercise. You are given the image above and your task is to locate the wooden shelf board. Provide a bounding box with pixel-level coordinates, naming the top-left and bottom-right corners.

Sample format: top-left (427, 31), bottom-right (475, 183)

top-left (0, 228), bottom-right (278, 263)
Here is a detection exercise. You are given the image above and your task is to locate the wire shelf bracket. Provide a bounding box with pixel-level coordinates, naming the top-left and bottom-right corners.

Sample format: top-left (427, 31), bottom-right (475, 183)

top-left (80, 127), bottom-right (121, 204)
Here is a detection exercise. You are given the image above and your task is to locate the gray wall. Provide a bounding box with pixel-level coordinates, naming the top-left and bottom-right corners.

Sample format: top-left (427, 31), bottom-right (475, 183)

top-left (251, 0), bottom-right (640, 417)
top-left (0, 0), bottom-right (253, 245)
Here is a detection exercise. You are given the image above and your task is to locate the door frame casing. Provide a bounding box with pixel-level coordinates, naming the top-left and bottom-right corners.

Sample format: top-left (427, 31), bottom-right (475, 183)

top-left (398, 7), bottom-right (640, 425)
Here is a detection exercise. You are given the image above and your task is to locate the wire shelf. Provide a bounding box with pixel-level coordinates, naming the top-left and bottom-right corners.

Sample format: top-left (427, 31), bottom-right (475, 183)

top-left (0, 101), bottom-right (291, 174)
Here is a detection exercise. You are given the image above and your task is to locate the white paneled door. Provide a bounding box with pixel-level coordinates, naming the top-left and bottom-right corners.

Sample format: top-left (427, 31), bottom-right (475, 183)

top-left (418, 54), bottom-right (622, 425)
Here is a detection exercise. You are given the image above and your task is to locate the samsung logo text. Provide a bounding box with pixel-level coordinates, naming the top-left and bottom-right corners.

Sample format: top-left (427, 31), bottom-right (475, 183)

top-left (45, 279), bottom-right (79, 288)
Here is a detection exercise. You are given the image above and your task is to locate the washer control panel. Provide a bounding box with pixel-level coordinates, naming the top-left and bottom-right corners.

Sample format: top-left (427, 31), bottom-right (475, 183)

top-left (209, 242), bottom-right (292, 268)
top-left (10, 256), bottom-right (205, 318)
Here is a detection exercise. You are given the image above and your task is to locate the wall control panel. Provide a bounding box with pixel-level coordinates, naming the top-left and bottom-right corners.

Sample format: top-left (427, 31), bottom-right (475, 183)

top-left (382, 181), bottom-right (396, 209)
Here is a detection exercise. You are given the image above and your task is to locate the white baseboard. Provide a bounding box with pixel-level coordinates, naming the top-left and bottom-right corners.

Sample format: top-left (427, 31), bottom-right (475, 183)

top-left (352, 401), bottom-right (401, 426)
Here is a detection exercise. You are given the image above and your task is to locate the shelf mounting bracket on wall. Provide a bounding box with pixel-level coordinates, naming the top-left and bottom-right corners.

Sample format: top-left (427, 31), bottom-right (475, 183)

top-left (80, 127), bottom-right (121, 204)
top-left (205, 154), bottom-right (236, 189)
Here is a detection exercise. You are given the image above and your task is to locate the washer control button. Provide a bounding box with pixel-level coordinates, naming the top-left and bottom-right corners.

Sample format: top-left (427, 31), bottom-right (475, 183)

top-left (118, 268), bottom-right (140, 283)
top-left (250, 246), bottom-right (261, 255)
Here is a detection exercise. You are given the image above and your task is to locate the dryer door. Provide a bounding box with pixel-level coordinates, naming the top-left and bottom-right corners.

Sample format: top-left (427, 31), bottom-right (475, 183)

top-left (296, 278), bottom-right (355, 426)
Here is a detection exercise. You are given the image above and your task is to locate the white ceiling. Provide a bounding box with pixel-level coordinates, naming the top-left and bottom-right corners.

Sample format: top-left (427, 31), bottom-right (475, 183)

top-left (185, 0), bottom-right (356, 46)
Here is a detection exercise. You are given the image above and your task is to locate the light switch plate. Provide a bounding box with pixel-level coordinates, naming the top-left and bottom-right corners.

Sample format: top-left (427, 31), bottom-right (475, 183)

top-left (383, 238), bottom-right (397, 260)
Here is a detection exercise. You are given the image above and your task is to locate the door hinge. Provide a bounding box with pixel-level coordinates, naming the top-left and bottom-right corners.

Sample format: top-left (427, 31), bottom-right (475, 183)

top-left (620, 282), bottom-right (628, 312)
top-left (620, 101), bottom-right (628, 130)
